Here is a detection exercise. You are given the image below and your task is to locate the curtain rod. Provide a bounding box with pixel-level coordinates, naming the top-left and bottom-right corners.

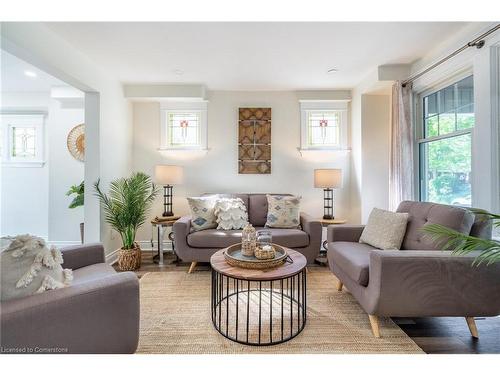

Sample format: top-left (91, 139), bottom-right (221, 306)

top-left (402, 23), bottom-right (500, 87)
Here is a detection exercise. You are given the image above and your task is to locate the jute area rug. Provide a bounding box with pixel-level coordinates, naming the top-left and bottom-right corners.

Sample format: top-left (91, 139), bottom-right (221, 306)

top-left (137, 268), bottom-right (424, 354)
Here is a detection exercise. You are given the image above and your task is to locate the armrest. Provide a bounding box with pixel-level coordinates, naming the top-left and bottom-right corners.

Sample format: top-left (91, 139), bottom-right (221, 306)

top-left (173, 215), bottom-right (191, 236)
top-left (368, 250), bottom-right (500, 316)
top-left (300, 212), bottom-right (321, 236)
top-left (327, 225), bottom-right (365, 243)
top-left (1, 272), bottom-right (139, 353)
top-left (61, 243), bottom-right (105, 269)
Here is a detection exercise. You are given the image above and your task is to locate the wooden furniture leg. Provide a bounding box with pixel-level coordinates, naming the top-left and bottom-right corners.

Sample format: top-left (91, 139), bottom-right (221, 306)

top-left (336, 280), bottom-right (343, 291)
top-left (188, 262), bottom-right (197, 274)
top-left (368, 315), bottom-right (380, 338)
top-left (465, 317), bottom-right (479, 338)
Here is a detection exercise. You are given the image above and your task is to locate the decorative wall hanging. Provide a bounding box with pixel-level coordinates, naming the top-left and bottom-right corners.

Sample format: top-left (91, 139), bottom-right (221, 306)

top-left (238, 108), bottom-right (271, 174)
top-left (67, 123), bottom-right (85, 162)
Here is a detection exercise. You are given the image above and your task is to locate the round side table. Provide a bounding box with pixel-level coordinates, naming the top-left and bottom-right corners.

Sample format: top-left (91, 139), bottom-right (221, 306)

top-left (150, 216), bottom-right (179, 266)
top-left (210, 248), bottom-right (307, 346)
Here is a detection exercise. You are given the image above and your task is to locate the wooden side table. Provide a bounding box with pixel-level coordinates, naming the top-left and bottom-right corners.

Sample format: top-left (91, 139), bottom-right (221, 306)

top-left (316, 218), bottom-right (347, 265)
top-left (151, 216), bottom-right (180, 266)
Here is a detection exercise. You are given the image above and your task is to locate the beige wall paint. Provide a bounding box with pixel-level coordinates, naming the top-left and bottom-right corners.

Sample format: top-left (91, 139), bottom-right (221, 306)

top-left (361, 94), bottom-right (391, 222)
top-left (132, 90), bottom-right (354, 244)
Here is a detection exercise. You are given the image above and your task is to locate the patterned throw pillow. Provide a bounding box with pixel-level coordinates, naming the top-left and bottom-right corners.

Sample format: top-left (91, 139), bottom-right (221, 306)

top-left (1, 235), bottom-right (73, 302)
top-left (214, 198), bottom-right (249, 230)
top-left (359, 208), bottom-right (409, 250)
top-left (187, 197), bottom-right (218, 232)
top-left (265, 195), bottom-right (301, 228)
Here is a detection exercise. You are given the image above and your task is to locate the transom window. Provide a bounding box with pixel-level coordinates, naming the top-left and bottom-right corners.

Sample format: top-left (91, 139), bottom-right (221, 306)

top-left (418, 75), bottom-right (474, 207)
top-left (299, 100), bottom-right (348, 151)
top-left (1, 114), bottom-right (45, 166)
top-left (160, 101), bottom-right (208, 150)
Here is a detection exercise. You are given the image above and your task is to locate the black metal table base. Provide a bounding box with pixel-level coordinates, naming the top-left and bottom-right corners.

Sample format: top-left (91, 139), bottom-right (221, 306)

top-left (211, 269), bottom-right (307, 346)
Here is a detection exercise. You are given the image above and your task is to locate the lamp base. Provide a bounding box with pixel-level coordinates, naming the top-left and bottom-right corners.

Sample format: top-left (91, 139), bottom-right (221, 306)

top-left (163, 211), bottom-right (174, 217)
top-left (323, 214), bottom-right (335, 220)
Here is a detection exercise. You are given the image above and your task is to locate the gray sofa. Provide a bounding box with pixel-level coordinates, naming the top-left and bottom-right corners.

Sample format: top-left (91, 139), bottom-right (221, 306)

top-left (0, 243), bottom-right (139, 353)
top-left (327, 201), bottom-right (500, 338)
top-left (173, 193), bottom-right (322, 272)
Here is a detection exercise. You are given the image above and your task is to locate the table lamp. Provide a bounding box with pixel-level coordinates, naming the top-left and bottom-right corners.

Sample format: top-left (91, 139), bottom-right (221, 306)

top-left (155, 165), bottom-right (183, 217)
top-left (314, 169), bottom-right (342, 220)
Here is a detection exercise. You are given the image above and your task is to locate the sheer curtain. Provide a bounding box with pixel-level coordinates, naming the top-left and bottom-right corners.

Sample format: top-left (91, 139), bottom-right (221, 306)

top-left (389, 81), bottom-right (414, 211)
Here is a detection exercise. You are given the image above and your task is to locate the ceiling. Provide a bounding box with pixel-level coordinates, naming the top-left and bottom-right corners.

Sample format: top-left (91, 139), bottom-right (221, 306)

top-left (1, 50), bottom-right (67, 92)
top-left (45, 22), bottom-right (474, 90)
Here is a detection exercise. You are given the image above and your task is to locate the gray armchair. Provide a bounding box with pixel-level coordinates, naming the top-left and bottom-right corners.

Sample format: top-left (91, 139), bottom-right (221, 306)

top-left (327, 201), bottom-right (500, 338)
top-left (0, 243), bottom-right (139, 353)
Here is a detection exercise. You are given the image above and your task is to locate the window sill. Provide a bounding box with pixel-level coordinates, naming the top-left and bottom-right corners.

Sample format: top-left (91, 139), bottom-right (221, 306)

top-left (158, 148), bottom-right (209, 160)
top-left (1, 161), bottom-right (46, 168)
top-left (297, 148), bottom-right (350, 156)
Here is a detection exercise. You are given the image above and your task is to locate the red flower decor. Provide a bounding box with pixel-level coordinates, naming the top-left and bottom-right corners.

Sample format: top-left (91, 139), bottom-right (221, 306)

top-left (180, 120), bottom-right (189, 128)
top-left (319, 119), bottom-right (328, 127)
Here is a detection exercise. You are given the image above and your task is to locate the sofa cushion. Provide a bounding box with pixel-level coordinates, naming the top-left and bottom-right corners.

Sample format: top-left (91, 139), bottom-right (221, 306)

top-left (265, 195), bottom-right (301, 228)
top-left (203, 193), bottom-right (249, 213)
top-left (187, 227), bottom-right (309, 248)
top-left (248, 194), bottom-right (269, 226)
top-left (72, 263), bottom-right (117, 285)
top-left (397, 201), bottom-right (475, 250)
top-left (328, 241), bottom-right (374, 286)
top-left (359, 208), bottom-right (409, 250)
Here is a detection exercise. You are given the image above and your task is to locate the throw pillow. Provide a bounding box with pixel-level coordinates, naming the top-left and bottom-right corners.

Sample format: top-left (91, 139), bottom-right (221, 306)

top-left (1, 234), bottom-right (73, 302)
top-left (265, 195), bottom-right (301, 228)
top-left (214, 198), bottom-right (249, 230)
top-left (359, 208), bottom-right (409, 250)
top-left (187, 196), bottom-right (218, 231)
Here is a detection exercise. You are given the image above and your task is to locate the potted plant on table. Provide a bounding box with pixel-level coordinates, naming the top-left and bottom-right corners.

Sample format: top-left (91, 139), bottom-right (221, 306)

top-left (66, 181), bottom-right (85, 243)
top-left (94, 172), bottom-right (159, 271)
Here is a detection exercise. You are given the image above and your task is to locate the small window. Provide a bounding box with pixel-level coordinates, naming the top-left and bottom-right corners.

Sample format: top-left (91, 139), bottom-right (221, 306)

top-left (418, 75), bottom-right (474, 206)
top-left (1, 114), bottom-right (45, 166)
top-left (160, 102), bottom-right (207, 150)
top-left (299, 100), bottom-right (348, 151)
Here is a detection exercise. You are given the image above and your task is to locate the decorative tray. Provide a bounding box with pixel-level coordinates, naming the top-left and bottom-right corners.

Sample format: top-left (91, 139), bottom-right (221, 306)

top-left (223, 243), bottom-right (290, 269)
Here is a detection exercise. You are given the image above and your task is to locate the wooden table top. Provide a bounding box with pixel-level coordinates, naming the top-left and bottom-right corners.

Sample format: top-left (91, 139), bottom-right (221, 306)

top-left (210, 248), bottom-right (307, 281)
top-left (151, 216), bottom-right (180, 226)
top-left (319, 218), bottom-right (347, 226)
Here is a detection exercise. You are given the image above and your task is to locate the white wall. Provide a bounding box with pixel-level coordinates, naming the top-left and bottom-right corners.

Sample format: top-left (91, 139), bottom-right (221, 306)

top-left (1, 92), bottom-right (85, 243)
top-left (1, 93), bottom-right (50, 238)
top-left (132, 90), bottom-right (353, 243)
top-left (48, 98), bottom-right (84, 243)
top-left (1, 23), bottom-right (134, 256)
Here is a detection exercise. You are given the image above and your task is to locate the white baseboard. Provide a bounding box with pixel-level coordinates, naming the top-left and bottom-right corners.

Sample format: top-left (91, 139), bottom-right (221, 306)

top-left (106, 248), bottom-right (119, 265)
top-left (137, 240), bottom-right (173, 251)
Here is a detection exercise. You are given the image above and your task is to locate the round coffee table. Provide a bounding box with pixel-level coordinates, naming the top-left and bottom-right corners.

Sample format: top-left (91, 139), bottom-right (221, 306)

top-left (210, 248), bottom-right (307, 346)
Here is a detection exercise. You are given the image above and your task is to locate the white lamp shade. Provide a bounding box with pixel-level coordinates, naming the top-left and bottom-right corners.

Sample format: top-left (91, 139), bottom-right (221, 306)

top-left (155, 165), bottom-right (183, 185)
top-left (314, 169), bottom-right (342, 188)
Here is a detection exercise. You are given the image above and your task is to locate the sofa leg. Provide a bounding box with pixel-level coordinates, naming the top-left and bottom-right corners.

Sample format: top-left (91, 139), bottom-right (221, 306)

top-left (188, 262), bottom-right (197, 274)
top-left (465, 317), bottom-right (479, 338)
top-left (368, 315), bottom-right (380, 338)
top-left (336, 280), bottom-right (343, 291)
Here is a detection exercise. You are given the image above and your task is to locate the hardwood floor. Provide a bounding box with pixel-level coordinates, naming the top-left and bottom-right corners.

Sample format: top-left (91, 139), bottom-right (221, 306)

top-left (119, 252), bottom-right (500, 354)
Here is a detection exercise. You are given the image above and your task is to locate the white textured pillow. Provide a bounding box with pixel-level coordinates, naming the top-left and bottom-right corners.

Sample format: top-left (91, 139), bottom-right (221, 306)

top-left (359, 208), bottom-right (409, 250)
top-left (1, 235), bottom-right (73, 302)
top-left (187, 196), bottom-right (218, 231)
top-left (214, 198), bottom-right (248, 230)
top-left (265, 195), bottom-right (301, 228)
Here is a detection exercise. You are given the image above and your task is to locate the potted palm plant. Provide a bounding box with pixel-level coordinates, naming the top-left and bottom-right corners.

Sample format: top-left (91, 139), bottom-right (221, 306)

top-left (67, 181), bottom-right (85, 243)
top-left (94, 172), bottom-right (158, 271)
top-left (423, 209), bottom-right (500, 266)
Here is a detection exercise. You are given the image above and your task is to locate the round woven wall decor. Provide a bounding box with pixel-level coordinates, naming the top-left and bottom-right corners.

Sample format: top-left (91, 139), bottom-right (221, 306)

top-left (67, 123), bottom-right (85, 162)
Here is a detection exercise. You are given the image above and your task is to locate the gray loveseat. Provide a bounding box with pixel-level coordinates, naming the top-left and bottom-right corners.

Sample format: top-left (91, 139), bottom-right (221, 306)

top-left (327, 201), bottom-right (500, 338)
top-left (173, 193), bottom-right (322, 272)
top-left (0, 243), bottom-right (139, 353)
